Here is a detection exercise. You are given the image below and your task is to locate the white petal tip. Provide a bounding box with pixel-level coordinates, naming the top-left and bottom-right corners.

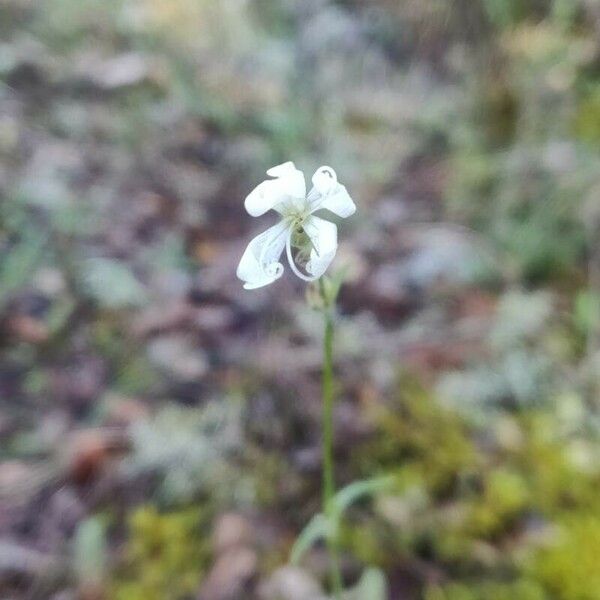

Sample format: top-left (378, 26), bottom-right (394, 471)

top-left (343, 202), bottom-right (357, 217)
top-left (242, 277), bottom-right (278, 290)
top-left (312, 166), bottom-right (338, 194)
top-left (244, 191), bottom-right (264, 217)
top-left (266, 161), bottom-right (296, 177)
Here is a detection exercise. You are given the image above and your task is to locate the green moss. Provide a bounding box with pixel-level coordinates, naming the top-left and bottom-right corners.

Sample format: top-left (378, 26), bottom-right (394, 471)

top-left (574, 88), bottom-right (600, 143)
top-left (349, 374), bottom-right (600, 596)
top-left (92, 317), bottom-right (160, 395)
top-left (342, 521), bottom-right (396, 568)
top-left (465, 468), bottom-right (530, 538)
top-left (479, 78), bottom-right (519, 146)
top-left (111, 505), bottom-right (212, 600)
top-left (348, 378), bottom-right (483, 566)
top-left (513, 413), bottom-right (599, 514)
top-left (355, 375), bottom-right (477, 494)
top-left (528, 515), bottom-right (600, 600)
top-left (426, 579), bottom-right (547, 600)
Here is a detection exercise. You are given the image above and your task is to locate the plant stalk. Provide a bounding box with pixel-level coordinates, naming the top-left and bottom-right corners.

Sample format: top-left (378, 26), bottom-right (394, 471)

top-left (321, 280), bottom-right (343, 598)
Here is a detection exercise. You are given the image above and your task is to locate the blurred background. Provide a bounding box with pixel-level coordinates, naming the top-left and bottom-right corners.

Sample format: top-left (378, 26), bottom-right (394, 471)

top-left (1, 0), bottom-right (600, 598)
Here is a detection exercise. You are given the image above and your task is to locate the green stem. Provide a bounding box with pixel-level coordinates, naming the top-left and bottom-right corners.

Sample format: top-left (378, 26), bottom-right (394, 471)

top-left (321, 280), bottom-right (343, 598)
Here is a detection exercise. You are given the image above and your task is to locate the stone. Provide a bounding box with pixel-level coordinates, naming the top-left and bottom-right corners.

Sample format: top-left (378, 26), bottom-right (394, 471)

top-left (213, 513), bottom-right (255, 555)
top-left (198, 547), bottom-right (257, 600)
top-left (258, 566), bottom-right (326, 600)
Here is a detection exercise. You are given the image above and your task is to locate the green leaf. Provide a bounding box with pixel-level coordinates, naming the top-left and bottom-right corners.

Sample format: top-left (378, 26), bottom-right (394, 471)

top-left (332, 476), bottom-right (396, 516)
top-left (349, 568), bottom-right (388, 600)
top-left (73, 516), bottom-right (108, 584)
top-left (290, 514), bottom-right (331, 565)
top-left (0, 230), bottom-right (46, 310)
top-left (291, 477), bottom-right (395, 565)
top-left (574, 290), bottom-right (600, 335)
top-left (82, 257), bottom-right (147, 308)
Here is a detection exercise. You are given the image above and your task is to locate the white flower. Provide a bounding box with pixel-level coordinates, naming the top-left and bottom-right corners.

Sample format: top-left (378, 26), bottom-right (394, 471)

top-left (237, 162), bottom-right (356, 290)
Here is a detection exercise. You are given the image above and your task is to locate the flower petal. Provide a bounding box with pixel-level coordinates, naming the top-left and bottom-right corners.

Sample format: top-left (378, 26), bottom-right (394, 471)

top-left (237, 221), bottom-right (288, 289)
top-left (318, 184), bottom-right (356, 218)
top-left (310, 166), bottom-right (356, 218)
top-left (303, 216), bottom-right (338, 278)
top-left (311, 165), bottom-right (338, 194)
top-left (266, 161), bottom-right (298, 178)
top-left (244, 162), bottom-right (306, 217)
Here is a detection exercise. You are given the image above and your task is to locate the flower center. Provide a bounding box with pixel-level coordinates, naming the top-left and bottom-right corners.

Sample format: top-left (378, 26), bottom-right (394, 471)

top-left (280, 203), bottom-right (319, 282)
top-left (281, 204), bottom-right (311, 228)
top-left (281, 208), bottom-right (311, 258)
